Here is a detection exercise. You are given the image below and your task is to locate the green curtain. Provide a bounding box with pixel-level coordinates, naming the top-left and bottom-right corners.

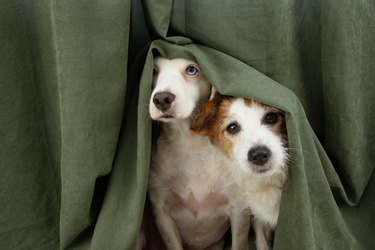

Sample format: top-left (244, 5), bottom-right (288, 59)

top-left (1, 0), bottom-right (374, 249)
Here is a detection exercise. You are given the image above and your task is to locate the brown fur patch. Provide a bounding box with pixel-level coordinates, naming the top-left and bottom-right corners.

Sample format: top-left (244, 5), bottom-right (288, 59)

top-left (244, 98), bottom-right (254, 107)
top-left (216, 133), bottom-right (234, 159)
top-left (191, 93), bottom-right (236, 158)
top-left (191, 93), bottom-right (230, 136)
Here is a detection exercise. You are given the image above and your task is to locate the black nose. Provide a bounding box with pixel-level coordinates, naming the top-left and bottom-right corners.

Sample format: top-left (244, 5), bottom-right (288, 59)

top-left (153, 92), bottom-right (176, 111)
top-left (247, 146), bottom-right (271, 166)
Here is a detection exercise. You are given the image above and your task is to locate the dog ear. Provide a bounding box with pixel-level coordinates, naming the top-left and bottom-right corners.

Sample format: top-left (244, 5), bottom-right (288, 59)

top-left (191, 91), bottom-right (225, 136)
top-left (209, 86), bottom-right (216, 101)
top-left (190, 98), bottom-right (218, 136)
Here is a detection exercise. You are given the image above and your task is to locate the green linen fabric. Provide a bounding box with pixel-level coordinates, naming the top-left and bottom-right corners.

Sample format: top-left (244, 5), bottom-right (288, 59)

top-left (1, 0), bottom-right (374, 250)
top-left (0, 0), bottom-right (130, 249)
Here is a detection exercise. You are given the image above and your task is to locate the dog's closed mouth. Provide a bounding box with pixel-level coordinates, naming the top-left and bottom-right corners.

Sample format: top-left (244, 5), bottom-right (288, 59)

top-left (161, 114), bottom-right (174, 119)
top-left (252, 165), bottom-right (272, 174)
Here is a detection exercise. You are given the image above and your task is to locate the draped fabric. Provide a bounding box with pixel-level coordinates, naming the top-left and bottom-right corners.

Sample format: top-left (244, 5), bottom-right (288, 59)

top-left (1, 0), bottom-right (374, 249)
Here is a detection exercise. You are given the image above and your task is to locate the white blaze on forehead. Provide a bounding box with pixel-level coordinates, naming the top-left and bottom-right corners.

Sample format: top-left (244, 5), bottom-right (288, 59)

top-left (228, 99), bottom-right (265, 131)
top-left (155, 57), bottom-right (195, 69)
top-left (155, 58), bottom-right (190, 77)
top-left (154, 58), bottom-right (201, 84)
top-left (153, 58), bottom-right (188, 91)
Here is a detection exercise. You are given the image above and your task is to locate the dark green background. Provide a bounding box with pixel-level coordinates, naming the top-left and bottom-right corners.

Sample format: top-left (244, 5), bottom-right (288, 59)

top-left (0, 0), bottom-right (374, 249)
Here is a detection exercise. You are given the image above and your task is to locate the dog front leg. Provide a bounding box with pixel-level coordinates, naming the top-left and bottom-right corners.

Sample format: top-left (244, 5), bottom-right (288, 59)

top-left (253, 219), bottom-right (272, 250)
top-left (153, 206), bottom-right (183, 250)
top-left (230, 207), bottom-right (251, 250)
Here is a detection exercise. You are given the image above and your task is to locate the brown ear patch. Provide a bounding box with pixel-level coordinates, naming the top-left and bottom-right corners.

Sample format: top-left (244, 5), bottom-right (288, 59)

top-left (190, 98), bottom-right (218, 136)
top-left (190, 92), bottom-right (232, 136)
top-left (191, 92), bottom-right (236, 158)
top-left (244, 98), bottom-right (254, 107)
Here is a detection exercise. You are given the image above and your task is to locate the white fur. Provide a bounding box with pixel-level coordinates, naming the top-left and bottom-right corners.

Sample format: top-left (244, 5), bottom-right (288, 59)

top-left (148, 58), bottom-right (249, 250)
top-left (149, 58), bottom-right (211, 122)
top-left (228, 99), bottom-right (288, 179)
top-left (224, 99), bottom-right (288, 250)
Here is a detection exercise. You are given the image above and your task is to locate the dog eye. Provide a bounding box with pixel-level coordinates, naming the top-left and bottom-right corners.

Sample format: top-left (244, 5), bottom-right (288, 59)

top-left (186, 66), bottom-right (198, 76)
top-left (264, 112), bottom-right (278, 125)
top-left (226, 122), bottom-right (240, 134)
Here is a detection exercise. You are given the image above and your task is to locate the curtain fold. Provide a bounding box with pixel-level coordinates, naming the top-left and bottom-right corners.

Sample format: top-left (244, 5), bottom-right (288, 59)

top-left (0, 0), bottom-right (374, 249)
top-left (1, 0), bottom-right (131, 249)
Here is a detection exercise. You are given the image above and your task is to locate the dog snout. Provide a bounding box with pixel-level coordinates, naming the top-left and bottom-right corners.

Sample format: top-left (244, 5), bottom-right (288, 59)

top-left (153, 92), bottom-right (176, 111)
top-left (247, 146), bottom-right (271, 166)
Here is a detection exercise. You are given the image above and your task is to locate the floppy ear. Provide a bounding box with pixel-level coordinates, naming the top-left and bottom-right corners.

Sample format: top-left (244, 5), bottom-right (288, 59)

top-left (191, 91), bottom-right (226, 136)
top-left (209, 86), bottom-right (216, 101)
top-left (190, 98), bottom-right (218, 136)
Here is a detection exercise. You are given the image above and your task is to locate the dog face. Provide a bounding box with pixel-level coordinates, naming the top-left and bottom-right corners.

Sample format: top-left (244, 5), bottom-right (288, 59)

top-left (149, 57), bottom-right (211, 122)
top-left (191, 93), bottom-right (288, 176)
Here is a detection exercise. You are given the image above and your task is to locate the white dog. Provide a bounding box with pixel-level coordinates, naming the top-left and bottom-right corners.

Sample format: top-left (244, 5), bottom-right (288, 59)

top-left (191, 92), bottom-right (289, 250)
top-left (148, 58), bottom-right (249, 250)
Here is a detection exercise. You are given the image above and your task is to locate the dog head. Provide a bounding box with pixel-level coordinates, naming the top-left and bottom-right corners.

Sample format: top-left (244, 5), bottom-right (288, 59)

top-left (149, 57), bottom-right (211, 122)
top-left (191, 92), bottom-right (288, 177)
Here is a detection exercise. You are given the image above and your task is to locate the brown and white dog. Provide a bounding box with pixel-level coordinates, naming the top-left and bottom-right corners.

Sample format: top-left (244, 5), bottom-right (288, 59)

top-left (148, 58), bottom-right (249, 250)
top-left (191, 92), bottom-right (289, 250)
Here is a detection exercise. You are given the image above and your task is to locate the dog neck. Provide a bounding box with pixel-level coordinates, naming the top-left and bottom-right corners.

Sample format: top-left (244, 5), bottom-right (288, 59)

top-left (238, 168), bottom-right (287, 193)
top-left (160, 117), bottom-right (193, 138)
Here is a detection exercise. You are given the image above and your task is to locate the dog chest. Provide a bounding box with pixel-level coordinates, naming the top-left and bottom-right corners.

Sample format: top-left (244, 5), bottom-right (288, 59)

top-left (164, 180), bottom-right (232, 247)
top-left (244, 183), bottom-right (282, 228)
